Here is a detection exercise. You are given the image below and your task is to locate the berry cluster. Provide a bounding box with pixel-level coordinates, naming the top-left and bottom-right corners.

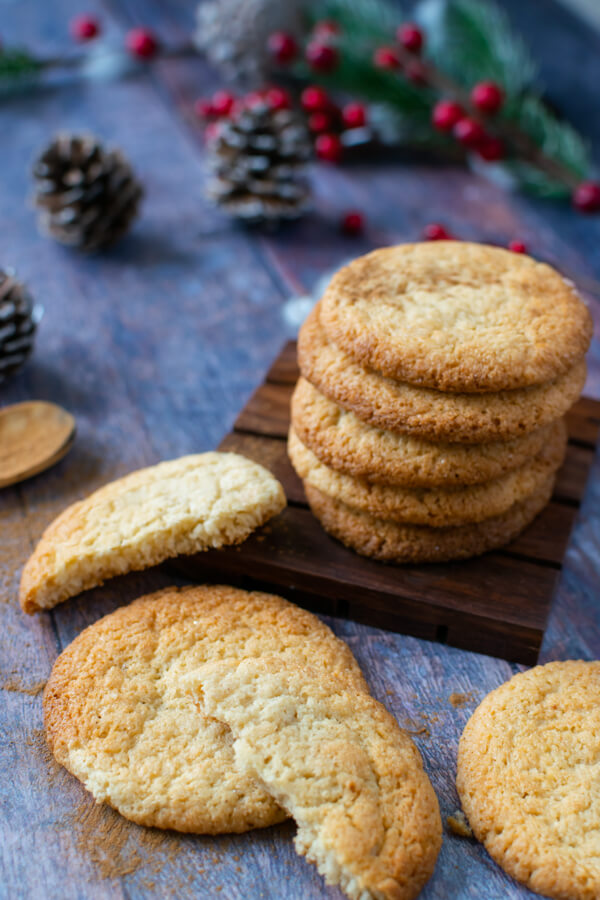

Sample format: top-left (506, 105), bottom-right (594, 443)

top-left (70, 14), bottom-right (159, 59)
top-left (266, 18), bottom-right (600, 213)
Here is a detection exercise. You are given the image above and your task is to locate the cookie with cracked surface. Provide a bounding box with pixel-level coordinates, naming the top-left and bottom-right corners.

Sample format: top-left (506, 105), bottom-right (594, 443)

top-left (197, 656), bottom-right (442, 900)
top-left (43, 585), bottom-right (368, 833)
top-left (20, 452), bottom-right (286, 614)
top-left (304, 476), bottom-right (554, 563)
top-left (319, 242), bottom-right (592, 392)
top-left (457, 660), bottom-right (600, 900)
top-left (291, 377), bottom-right (562, 487)
top-left (298, 305), bottom-right (586, 443)
top-left (289, 421), bottom-right (565, 526)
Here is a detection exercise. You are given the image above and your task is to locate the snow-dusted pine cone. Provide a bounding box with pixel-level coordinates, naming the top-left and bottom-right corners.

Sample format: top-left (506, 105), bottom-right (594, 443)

top-left (0, 270), bottom-right (39, 382)
top-left (194, 0), bottom-right (304, 85)
top-left (32, 134), bottom-right (143, 252)
top-left (207, 101), bottom-right (311, 225)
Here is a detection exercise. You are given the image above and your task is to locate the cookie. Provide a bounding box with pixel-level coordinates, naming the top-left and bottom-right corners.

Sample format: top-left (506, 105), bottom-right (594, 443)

top-left (304, 476), bottom-right (554, 563)
top-left (457, 661), bottom-right (600, 900)
top-left (43, 585), bottom-right (368, 833)
top-left (298, 304), bottom-right (586, 443)
top-left (291, 377), bottom-right (558, 487)
top-left (20, 452), bottom-right (286, 614)
top-left (319, 242), bottom-right (592, 392)
top-left (198, 656), bottom-right (442, 900)
top-left (290, 423), bottom-right (565, 526)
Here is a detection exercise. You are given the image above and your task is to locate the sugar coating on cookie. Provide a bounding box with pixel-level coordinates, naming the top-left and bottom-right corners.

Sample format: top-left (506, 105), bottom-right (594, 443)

top-left (289, 422), bottom-right (566, 527)
top-left (43, 585), bottom-right (367, 833)
top-left (298, 305), bottom-right (586, 443)
top-left (457, 661), bottom-right (600, 900)
top-left (319, 242), bottom-right (592, 392)
top-left (291, 377), bottom-right (558, 487)
top-left (20, 452), bottom-right (286, 613)
top-left (199, 656), bottom-right (442, 900)
top-left (304, 477), bottom-right (554, 564)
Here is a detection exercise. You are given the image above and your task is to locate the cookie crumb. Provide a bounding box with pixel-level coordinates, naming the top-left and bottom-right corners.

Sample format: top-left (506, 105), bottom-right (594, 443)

top-left (447, 810), bottom-right (473, 838)
top-left (448, 691), bottom-right (474, 708)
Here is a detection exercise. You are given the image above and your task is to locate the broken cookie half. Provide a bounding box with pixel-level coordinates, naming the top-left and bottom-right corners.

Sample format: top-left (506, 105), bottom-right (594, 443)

top-left (19, 452), bottom-right (285, 613)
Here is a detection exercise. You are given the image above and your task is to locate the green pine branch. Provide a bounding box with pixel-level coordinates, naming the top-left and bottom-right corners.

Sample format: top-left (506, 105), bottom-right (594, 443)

top-left (300, 0), bottom-right (595, 200)
top-left (0, 49), bottom-right (42, 91)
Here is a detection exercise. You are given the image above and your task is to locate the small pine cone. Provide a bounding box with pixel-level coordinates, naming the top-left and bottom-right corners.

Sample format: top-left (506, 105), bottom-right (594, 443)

top-left (32, 134), bottom-right (143, 252)
top-left (0, 270), bottom-right (38, 383)
top-left (207, 102), bottom-right (311, 225)
top-left (194, 0), bottom-right (304, 85)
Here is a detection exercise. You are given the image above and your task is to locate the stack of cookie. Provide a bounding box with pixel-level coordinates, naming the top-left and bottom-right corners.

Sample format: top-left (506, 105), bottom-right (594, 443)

top-left (290, 242), bottom-right (592, 563)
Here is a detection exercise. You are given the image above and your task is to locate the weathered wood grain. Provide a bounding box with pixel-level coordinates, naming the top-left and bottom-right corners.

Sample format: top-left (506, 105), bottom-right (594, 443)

top-left (0, 0), bottom-right (599, 898)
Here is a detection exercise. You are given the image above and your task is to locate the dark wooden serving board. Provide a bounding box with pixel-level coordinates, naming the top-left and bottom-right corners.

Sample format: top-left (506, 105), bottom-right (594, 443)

top-left (172, 342), bottom-right (600, 665)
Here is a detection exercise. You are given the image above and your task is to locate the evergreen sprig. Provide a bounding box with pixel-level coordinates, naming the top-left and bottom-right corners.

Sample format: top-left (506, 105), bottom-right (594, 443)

top-left (0, 49), bottom-right (41, 91)
top-left (303, 0), bottom-right (595, 200)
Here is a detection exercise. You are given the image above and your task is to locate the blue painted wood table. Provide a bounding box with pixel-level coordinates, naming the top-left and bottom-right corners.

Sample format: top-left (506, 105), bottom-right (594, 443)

top-left (1, 1), bottom-right (599, 898)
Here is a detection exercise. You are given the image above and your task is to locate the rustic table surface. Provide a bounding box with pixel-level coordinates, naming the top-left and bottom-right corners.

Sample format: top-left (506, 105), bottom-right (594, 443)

top-left (2, 2), bottom-right (599, 898)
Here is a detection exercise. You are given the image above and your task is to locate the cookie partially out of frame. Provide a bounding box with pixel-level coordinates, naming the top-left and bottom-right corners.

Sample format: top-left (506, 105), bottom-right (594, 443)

top-left (198, 656), bottom-right (442, 900)
top-left (20, 452), bottom-right (286, 613)
top-left (457, 661), bottom-right (600, 900)
top-left (289, 421), bottom-right (566, 527)
top-left (304, 476), bottom-right (554, 564)
top-left (319, 242), bottom-right (592, 392)
top-left (43, 586), bottom-right (368, 834)
top-left (291, 377), bottom-right (558, 487)
top-left (298, 305), bottom-right (586, 444)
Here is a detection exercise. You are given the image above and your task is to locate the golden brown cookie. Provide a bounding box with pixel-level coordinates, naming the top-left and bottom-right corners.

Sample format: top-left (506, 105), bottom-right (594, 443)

top-left (457, 661), bottom-right (600, 900)
top-left (198, 656), bottom-right (442, 900)
top-left (289, 422), bottom-right (565, 526)
top-left (291, 377), bottom-right (563, 487)
top-left (319, 242), bottom-right (592, 392)
top-left (43, 585), bottom-right (368, 833)
top-left (298, 304), bottom-right (586, 443)
top-left (304, 476), bottom-right (554, 563)
top-left (20, 452), bottom-right (286, 614)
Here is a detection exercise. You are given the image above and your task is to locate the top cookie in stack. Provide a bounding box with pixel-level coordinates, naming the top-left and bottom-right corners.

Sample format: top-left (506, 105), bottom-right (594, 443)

top-left (290, 242), bottom-right (592, 564)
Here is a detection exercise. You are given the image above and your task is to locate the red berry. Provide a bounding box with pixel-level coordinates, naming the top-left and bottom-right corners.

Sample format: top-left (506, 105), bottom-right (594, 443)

top-left (195, 98), bottom-right (215, 118)
top-left (315, 133), bottom-right (343, 163)
top-left (573, 181), bottom-right (600, 213)
top-left (244, 90), bottom-right (266, 108)
top-left (341, 211), bottom-right (364, 235)
top-left (126, 28), bottom-right (158, 59)
top-left (471, 81), bottom-right (504, 114)
top-left (267, 31), bottom-right (297, 64)
top-left (373, 46), bottom-right (401, 70)
top-left (397, 23), bottom-right (423, 53)
top-left (301, 85), bottom-right (330, 112)
top-left (265, 87), bottom-right (291, 110)
top-left (306, 41), bottom-right (338, 72)
top-left (405, 59), bottom-right (427, 85)
top-left (70, 15), bottom-right (100, 41)
top-left (508, 240), bottom-right (527, 253)
top-left (313, 20), bottom-right (340, 38)
top-left (308, 112), bottom-right (333, 133)
top-left (342, 102), bottom-right (366, 129)
top-left (432, 100), bottom-right (464, 132)
top-left (423, 223), bottom-right (453, 241)
top-left (211, 90), bottom-right (235, 116)
top-left (476, 137), bottom-right (505, 162)
top-left (453, 117), bottom-right (486, 148)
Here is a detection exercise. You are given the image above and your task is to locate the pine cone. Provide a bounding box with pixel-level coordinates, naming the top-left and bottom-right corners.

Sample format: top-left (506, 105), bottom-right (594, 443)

top-left (32, 134), bottom-right (143, 252)
top-left (207, 101), bottom-right (311, 224)
top-left (194, 0), bottom-right (304, 85)
top-left (0, 270), bottom-right (38, 383)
